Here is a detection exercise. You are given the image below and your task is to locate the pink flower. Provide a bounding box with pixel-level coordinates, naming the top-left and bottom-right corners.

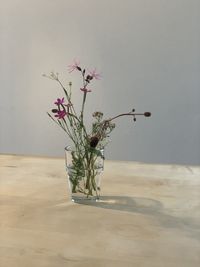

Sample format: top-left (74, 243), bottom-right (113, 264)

top-left (89, 68), bottom-right (101, 80)
top-left (68, 59), bottom-right (81, 73)
top-left (54, 97), bottom-right (65, 105)
top-left (80, 87), bottom-right (92, 93)
top-left (55, 110), bottom-right (67, 119)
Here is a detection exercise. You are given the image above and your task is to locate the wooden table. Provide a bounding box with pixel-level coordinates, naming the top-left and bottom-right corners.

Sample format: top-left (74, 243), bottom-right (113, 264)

top-left (0, 154), bottom-right (200, 267)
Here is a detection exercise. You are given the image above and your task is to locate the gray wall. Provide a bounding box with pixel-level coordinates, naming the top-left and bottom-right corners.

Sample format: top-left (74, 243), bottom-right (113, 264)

top-left (1, 0), bottom-right (200, 165)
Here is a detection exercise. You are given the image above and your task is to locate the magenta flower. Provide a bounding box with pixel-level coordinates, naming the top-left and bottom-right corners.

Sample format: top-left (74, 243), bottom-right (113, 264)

top-left (55, 110), bottom-right (67, 119)
top-left (54, 97), bottom-right (65, 106)
top-left (80, 87), bottom-right (92, 93)
top-left (68, 59), bottom-right (81, 73)
top-left (89, 68), bottom-right (101, 80)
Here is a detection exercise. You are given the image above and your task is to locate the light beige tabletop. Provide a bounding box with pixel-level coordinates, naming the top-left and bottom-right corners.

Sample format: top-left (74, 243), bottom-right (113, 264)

top-left (0, 154), bottom-right (200, 267)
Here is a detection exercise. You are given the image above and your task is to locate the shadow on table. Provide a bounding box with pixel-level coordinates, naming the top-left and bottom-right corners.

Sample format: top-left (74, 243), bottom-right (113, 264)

top-left (77, 196), bottom-right (200, 239)
top-left (78, 195), bottom-right (163, 215)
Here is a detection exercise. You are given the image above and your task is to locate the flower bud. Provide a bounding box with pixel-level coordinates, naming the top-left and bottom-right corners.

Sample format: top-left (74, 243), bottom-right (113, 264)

top-left (52, 109), bottom-right (58, 113)
top-left (76, 66), bottom-right (82, 71)
top-left (144, 112), bottom-right (151, 117)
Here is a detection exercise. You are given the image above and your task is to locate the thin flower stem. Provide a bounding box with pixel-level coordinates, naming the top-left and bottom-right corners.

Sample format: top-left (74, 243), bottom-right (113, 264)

top-left (47, 113), bottom-right (77, 144)
top-left (69, 113), bottom-right (89, 141)
top-left (47, 113), bottom-right (67, 133)
top-left (57, 79), bottom-right (77, 117)
top-left (61, 119), bottom-right (77, 144)
top-left (56, 78), bottom-right (86, 145)
top-left (108, 112), bottom-right (147, 122)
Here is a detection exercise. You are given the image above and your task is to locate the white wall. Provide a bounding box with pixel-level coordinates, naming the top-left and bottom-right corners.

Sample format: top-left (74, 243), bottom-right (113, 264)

top-left (1, 0), bottom-right (200, 165)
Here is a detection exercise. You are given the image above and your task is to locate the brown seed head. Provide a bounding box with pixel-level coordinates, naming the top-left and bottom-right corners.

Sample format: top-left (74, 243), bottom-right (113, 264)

top-left (90, 136), bottom-right (99, 148)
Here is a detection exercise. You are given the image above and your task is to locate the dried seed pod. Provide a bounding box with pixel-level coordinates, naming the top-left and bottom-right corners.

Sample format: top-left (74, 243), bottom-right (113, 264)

top-left (144, 112), bottom-right (151, 117)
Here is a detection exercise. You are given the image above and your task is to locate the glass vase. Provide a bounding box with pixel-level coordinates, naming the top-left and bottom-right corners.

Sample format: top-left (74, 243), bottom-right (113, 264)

top-left (64, 146), bottom-right (104, 202)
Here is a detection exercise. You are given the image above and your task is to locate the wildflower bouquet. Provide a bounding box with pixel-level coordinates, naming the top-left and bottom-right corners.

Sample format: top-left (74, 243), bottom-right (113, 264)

top-left (44, 60), bottom-right (151, 200)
